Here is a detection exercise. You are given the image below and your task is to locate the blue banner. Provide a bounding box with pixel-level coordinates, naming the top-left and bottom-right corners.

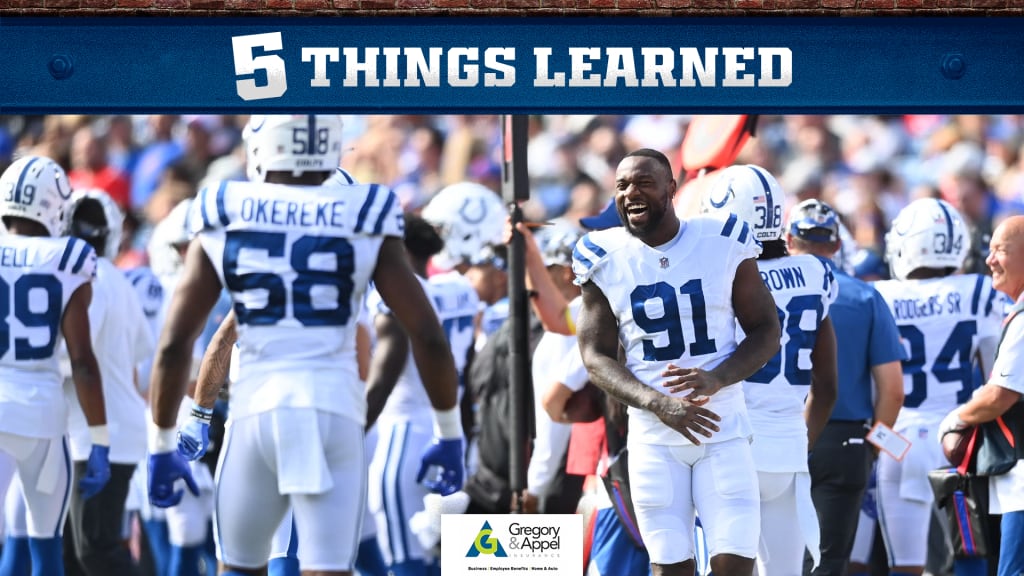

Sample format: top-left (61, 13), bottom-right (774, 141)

top-left (2, 17), bottom-right (1023, 113)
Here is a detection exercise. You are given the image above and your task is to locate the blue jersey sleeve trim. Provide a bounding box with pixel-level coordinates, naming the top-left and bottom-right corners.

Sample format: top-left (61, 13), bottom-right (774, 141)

top-left (58, 237), bottom-right (79, 272)
top-left (737, 221), bottom-right (750, 244)
top-left (971, 274), bottom-right (984, 316)
top-left (199, 186), bottom-right (212, 230)
top-left (372, 190), bottom-right (397, 235)
top-left (215, 181), bottom-right (230, 227)
top-left (71, 243), bottom-right (94, 274)
top-left (581, 235), bottom-right (607, 259)
top-left (985, 281), bottom-right (999, 316)
top-left (335, 167), bottom-right (355, 184)
top-left (354, 184), bottom-right (380, 233)
top-left (572, 245), bottom-right (594, 271)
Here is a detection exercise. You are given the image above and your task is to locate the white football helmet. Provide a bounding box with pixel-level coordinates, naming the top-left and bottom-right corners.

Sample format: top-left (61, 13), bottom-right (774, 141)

top-left (0, 155), bottom-right (73, 237)
top-left (701, 164), bottom-right (785, 242)
top-left (147, 198), bottom-right (194, 278)
top-left (421, 182), bottom-right (506, 270)
top-left (244, 115), bottom-right (344, 182)
top-left (67, 188), bottom-right (124, 260)
top-left (885, 198), bottom-right (970, 281)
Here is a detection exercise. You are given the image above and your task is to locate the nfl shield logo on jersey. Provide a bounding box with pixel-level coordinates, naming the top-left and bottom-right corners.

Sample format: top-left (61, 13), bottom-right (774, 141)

top-left (660, 257), bottom-right (669, 269)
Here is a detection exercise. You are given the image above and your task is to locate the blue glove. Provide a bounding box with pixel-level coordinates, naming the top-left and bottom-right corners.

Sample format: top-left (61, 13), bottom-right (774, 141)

top-left (79, 445), bottom-right (110, 500)
top-left (177, 404), bottom-right (213, 461)
top-left (417, 438), bottom-right (465, 496)
top-left (148, 451), bottom-right (200, 508)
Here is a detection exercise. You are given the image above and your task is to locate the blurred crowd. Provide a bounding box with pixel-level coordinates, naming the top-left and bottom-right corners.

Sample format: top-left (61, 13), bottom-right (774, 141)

top-left (1, 113), bottom-right (1023, 280)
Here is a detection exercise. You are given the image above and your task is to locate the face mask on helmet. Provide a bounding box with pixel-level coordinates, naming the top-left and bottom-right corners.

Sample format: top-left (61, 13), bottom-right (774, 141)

top-left (421, 182), bottom-right (506, 270)
top-left (885, 198), bottom-right (970, 281)
top-left (244, 115), bottom-right (344, 183)
top-left (701, 164), bottom-right (785, 242)
top-left (0, 155), bottom-right (73, 237)
top-left (67, 188), bottom-right (124, 260)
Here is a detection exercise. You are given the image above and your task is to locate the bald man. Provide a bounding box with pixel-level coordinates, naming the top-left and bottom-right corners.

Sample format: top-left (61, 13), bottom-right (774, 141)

top-left (940, 215), bottom-right (1024, 576)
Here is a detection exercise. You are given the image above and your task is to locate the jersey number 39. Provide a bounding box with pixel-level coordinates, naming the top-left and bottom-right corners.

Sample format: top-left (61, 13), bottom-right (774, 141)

top-left (0, 274), bottom-right (62, 360)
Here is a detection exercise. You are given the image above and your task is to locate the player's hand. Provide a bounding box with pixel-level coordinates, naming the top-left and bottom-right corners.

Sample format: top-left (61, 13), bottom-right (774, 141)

top-left (148, 451), bottom-right (200, 508)
top-left (79, 444), bottom-right (110, 500)
top-left (660, 364), bottom-right (726, 400)
top-left (178, 402), bottom-right (213, 461)
top-left (417, 438), bottom-right (465, 496)
top-left (652, 396), bottom-right (721, 445)
top-left (177, 419), bottom-right (210, 461)
top-left (938, 406), bottom-right (968, 441)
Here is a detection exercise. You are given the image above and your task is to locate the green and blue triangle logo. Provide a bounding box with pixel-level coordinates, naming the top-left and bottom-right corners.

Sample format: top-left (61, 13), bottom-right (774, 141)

top-left (466, 521), bottom-right (508, 557)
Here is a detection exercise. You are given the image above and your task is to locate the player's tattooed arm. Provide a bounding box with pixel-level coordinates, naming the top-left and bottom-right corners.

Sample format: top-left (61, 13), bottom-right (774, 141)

top-left (577, 281), bottom-right (720, 444)
top-left (194, 309), bottom-right (237, 410)
top-left (365, 311), bottom-right (410, 430)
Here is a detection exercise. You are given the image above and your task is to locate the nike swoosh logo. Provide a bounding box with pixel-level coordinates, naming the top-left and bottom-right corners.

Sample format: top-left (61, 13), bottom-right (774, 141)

top-left (1000, 371), bottom-right (1012, 378)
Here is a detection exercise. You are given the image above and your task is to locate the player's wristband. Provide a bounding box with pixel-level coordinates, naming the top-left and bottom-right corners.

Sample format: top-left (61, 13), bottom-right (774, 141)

top-left (433, 406), bottom-right (463, 440)
top-left (190, 402), bottom-right (214, 424)
top-left (147, 422), bottom-right (178, 454)
top-left (88, 425), bottom-right (110, 447)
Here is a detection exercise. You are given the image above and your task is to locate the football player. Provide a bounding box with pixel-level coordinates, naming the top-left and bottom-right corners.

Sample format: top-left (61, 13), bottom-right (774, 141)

top-left (59, 188), bottom-right (154, 575)
top-left (850, 198), bottom-right (1001, 576)
top-left (364, 213), bottom-right (478, 576)
top-left (574, 149), bottom-right (781, 576)
top-left (146, 115), bottom-right (463, 576)
top-left (701, 168), bottom-right (839, 576)
top-left (0, 156), bottom-right (110, 575)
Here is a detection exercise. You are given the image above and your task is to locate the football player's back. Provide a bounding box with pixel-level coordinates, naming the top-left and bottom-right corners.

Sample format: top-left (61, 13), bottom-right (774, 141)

top-left (874, 272), bottom-right (1001, 420)
top-left (0, 233), bottom-right (96, 434)
top-left (743, 253), bottom-right (837, 430)
top-left (195, 176), bottom-right (401, 421)
top-left (0, 156), bottom-right (108, 576)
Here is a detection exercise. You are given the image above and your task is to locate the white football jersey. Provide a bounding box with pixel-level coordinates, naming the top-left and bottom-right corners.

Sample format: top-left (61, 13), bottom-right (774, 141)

top-left (192, 179), bottom-right (403, 424)
top-left (873, 274), bottom-right (1003, 425)
top-left (64, 257), bottom-right (154, 463)
top-left (369, 271), bottom-right (478, 421)
top-left (124, 266), bottom-right (165, 341)
top-left (0, 235), bottom-right (96, 439)
top-left (428, 270), bottom-right (479, 383)
top-left (741, 254), bottom-right (838, 468)
top-left (572, 214), bottom-right (761, 446)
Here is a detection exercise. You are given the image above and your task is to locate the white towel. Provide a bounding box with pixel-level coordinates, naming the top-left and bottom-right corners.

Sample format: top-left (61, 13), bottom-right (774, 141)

top-left (273, 409), bottom-right (333, 495)
top-left (795, 472), bottom-right (822, 570)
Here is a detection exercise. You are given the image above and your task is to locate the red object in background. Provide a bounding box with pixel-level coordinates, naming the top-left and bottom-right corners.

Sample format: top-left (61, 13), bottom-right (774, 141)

top-left (563, 382), bottom-right (604, 423)
top-left (672, 115), bottom-right (758, 218)
top-left (69, 166), bottom-right (131, 211)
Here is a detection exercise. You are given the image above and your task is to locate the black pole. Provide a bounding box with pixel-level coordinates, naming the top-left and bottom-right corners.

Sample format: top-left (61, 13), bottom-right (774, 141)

top-left (502, 115), bottom-right (531, 512)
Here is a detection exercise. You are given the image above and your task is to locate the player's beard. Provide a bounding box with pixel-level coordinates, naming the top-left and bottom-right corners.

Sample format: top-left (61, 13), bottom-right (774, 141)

top-left (619, 193), bottom-right (669, 240)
